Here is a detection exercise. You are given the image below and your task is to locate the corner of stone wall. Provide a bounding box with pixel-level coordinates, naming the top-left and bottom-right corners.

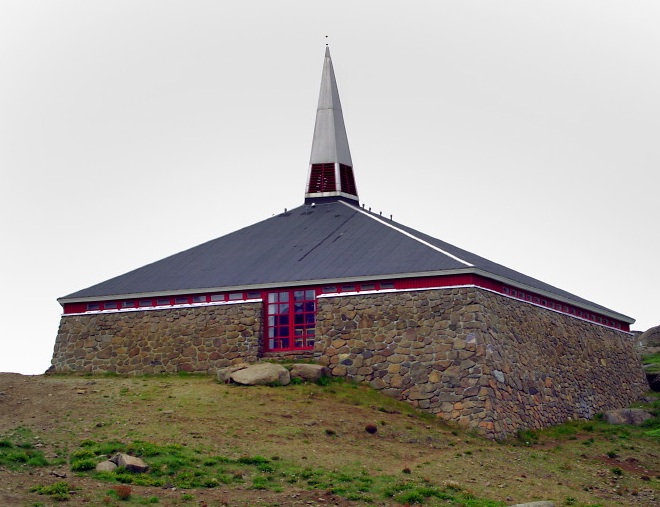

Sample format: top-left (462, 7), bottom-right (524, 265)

top-left (314, 287), bottom-right (648, 439)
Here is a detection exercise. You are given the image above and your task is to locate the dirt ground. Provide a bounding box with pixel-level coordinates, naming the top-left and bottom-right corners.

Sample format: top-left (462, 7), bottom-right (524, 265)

top-left (0, 373), bottom-right (658, 507)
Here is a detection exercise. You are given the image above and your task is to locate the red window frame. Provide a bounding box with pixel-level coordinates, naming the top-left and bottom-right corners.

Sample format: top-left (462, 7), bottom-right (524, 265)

top-left (266, 289), bottom-right (316, 351)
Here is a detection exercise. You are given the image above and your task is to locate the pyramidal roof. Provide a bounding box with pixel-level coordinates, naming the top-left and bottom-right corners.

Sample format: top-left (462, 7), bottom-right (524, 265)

top-left (59, 49), bottom-right (634, 326)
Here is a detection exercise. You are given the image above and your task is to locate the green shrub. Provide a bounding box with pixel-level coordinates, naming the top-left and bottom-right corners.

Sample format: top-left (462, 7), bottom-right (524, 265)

top-left (71, 458), bottom-right (97, 471)
top-left (31, 481), bottom-right (73, 501)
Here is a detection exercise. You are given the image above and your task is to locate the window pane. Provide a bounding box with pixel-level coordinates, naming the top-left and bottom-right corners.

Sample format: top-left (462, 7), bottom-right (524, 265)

top-left (211, 294), bottom-right (225, 302)
top-left (306, 290), bottom-right (315, 299)
top-left (279, 292), bottom-right (289, 302)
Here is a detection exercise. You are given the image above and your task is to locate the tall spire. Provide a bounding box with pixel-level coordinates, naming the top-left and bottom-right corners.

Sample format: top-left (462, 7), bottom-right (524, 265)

top-left (305, 47), bottom-right (358, 204)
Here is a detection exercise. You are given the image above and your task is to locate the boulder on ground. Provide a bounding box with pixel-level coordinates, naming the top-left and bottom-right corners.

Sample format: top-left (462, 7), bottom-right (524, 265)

top-left (647, 372), bottom-right (660, 392)
top-left (95, 460), bottom-right (117, 472)
top-left (230, 363), bottom-right (290, 386)
top-left (217, 363), bottom-right (250, 383)
top-left (109, 453), bottom-right (149, 473)
top-left (638, 324), bottom-right (660, 348)
top-left (603, 408), bottom-right (652, 426)
top-left (290, 363), bottom-right (327, 381)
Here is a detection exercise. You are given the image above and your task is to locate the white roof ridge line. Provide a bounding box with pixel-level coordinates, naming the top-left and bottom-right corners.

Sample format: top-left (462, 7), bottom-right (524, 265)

top-left (341, 201), bottom-right (474, 267)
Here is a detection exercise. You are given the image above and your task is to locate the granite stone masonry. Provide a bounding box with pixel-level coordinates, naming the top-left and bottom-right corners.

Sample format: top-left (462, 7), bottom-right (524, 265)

top-left (313, 288), bottom-right (648, 439)
top-left (51, 287), bottom-right (648, 439)
top-left (51, 303), bottom-right (262, 374)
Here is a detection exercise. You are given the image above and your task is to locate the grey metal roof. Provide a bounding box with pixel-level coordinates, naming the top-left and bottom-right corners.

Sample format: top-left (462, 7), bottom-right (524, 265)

top-left (59, 199), bottom-right (633, 323)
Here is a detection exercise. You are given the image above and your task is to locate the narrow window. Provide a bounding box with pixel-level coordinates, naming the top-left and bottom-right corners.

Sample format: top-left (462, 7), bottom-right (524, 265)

top-left (157, 298), bottom-right (170, 306)
top-left (247, 291), bottom-right (261, 299)
top-left (193, 296), bottom-right (207, 303)
top-left (210, 294), bottom-right (225, 302)
top-left (229, 293), bottom-right (243, 300)
top-left (322, 286), bottom-right (337, 293)
top-left (87, 303), bottom-right (100, 311)
top-left (122, 301), bottom-right (135, 308)
top-left (380, 282), bottom-right (395, 289)
top-left (104, 302), bottom-right (118, 310)
top-left (360, 283), bottom-right (376, 291)
top-left (175, 297), bottom-right (189, 304)
top-left (139, 300), bottom-right (152, 307)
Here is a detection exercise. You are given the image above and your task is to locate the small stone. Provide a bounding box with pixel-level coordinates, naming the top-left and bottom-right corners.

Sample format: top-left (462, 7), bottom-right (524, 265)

top-left (95, 460), bottom-right (117, 472)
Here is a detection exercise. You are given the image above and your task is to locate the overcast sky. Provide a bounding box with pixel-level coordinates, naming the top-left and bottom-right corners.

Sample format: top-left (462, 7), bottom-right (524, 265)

top-left (1, 1), bottom-right (658, 375)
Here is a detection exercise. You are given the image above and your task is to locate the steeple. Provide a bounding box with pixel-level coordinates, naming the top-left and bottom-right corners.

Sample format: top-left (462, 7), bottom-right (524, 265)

top-left (305, 47), bottom-right (358, 204)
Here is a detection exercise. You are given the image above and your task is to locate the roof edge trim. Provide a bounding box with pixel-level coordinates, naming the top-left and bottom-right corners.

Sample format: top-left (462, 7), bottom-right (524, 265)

top-left (57, 268), bottom-right (633, 323)
top-left (470, 268), bottom-right (635, 324)
top-left (341, 201), bottom-right (474, 267)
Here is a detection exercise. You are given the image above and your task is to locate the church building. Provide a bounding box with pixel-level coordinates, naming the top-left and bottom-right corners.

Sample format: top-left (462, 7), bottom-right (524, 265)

top-left (51, 48), bottom-right (647, 438)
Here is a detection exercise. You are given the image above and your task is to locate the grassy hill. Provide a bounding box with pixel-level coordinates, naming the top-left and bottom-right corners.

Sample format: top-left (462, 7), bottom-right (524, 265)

top-left (0, 372), bottom-right (658, 506)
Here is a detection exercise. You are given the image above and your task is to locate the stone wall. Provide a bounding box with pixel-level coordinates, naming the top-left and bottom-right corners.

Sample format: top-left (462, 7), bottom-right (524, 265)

top-left (51, 303), bottom-right (262, 374)
top-left (313, 288), bottom-right (648, 439)
top-left (51, 287), bottom-right (648, 438)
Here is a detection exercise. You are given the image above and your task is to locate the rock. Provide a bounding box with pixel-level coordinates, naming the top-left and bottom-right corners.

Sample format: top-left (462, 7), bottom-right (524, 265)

top-left (603, 408), bottom-right (653, 426)
top-left (289, 364), bottom-right (327, 381)
top-left (508, 502), bottom-right (556, 507)
top-left (95, 460), bottom-right (118, 472)
top-left (110, 453), bottom-right (149, 473)
top-left (647, 372), bottom-right (660, 392)
top-left (230, 363), bottom-right (290, 386)
top-left (217, 363), bottom-right (250, 383)
top-left (638, 325), bottom-right (660, 348)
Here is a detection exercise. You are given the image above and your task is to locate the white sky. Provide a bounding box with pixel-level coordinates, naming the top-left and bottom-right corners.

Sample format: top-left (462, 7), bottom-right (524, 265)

top-left (1, 1), bottom-right (658, 375)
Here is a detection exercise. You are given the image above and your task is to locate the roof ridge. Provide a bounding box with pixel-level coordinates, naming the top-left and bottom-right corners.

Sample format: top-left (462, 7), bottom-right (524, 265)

top-left (340, 201), bottom-right (474, 267)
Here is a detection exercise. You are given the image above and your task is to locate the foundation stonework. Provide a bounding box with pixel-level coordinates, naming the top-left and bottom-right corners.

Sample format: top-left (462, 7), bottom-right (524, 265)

top-left (51, 303), bottom-right (262, 374)
top-left (51, 288), bottom-right (647, 438)
top-left (313, 288), bottom-right (648, 439)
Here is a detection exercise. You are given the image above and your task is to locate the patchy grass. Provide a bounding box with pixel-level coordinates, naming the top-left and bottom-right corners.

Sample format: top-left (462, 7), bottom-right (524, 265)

top-left (2, 373), bottom-right (659, 507)
top-left (0, 426), bottom-right (54, 470)
top-left (642, 352), bottom-right (660, 373)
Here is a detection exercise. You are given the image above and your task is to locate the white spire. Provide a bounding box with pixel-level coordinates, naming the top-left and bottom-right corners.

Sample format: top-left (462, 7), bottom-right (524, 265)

top-left (309, 47), bottom-right (352, 166)
top-left (306, 47), bottom-right (358, 203)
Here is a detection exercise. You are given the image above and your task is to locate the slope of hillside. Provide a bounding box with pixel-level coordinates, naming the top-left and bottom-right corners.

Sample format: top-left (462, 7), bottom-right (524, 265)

top-left (0, 373), bottom-right (658, 507)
